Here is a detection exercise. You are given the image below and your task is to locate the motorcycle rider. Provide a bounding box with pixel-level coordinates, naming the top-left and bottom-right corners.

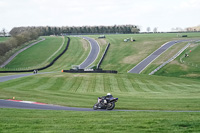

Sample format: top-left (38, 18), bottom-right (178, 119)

top-left (98, 93), bottom-right (113, 104)
top-left (93, 93), bottom-right (118, 110)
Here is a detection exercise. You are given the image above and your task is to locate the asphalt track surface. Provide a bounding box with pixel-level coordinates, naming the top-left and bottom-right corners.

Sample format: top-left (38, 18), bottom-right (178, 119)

top-left (78, 36), bottom-right (100, 69)
top-left (0, 73), bottom-right (35, 82)
top-left (1, 99), bottom-right (200, 112)
top-left (128, 39), bottom-right (198, 74)
top-left (0, 72), bottom-right (52, 82)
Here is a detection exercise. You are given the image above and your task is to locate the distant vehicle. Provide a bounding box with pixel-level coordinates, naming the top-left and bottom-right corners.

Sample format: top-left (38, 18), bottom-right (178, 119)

top-left (182, 35), bottom-right (188, 37)
top-left (124, 38), bottom-right (136, 42)
top-left (98, 35), bottom-right (105, 38)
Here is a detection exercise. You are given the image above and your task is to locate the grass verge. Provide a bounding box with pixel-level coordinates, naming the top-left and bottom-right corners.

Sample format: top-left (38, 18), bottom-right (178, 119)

top-left (155, 41), bottom-right (200, 79)
top-left (43, 37), bottom-right (91, 72)
top-left (0, 108), bottom-right (200, 132)
top-left (3, 36), bottom-right (64, 70)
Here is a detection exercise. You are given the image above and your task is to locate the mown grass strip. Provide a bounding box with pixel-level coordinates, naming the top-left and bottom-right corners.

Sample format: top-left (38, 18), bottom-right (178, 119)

top-left (5, 36), bottom-right (64, 69)
top-left (1, 108), bottom-right (200, 132)
top-left (45, 37), bottom-right (90, 72)
top-left (1, 72), bottom-right (200, 110)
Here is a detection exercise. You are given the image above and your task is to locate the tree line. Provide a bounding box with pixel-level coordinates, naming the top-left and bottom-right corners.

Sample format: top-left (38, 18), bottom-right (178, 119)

top-left (0, 24), bottom-right (139, 65)
top-left (10, 25), bottom-right (140, 36)
top-left (0, 28), bottom-right (40, 58)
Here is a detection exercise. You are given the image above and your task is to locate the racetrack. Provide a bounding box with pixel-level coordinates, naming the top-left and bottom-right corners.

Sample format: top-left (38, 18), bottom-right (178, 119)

top-left (0, 72), bottom-right (52, 82)
top-left (1, 99), bottom-right (200, 112)
top-left (78, 36), bottom-right (100, 69)
top-left (128, 39), bottom-right (199, 74)
top-left (0, 73), bottom-right (34, 82)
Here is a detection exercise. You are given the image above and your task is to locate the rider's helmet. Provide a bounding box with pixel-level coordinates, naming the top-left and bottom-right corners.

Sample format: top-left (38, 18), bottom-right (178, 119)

top-left (107, 93), bottom-right (111, 96)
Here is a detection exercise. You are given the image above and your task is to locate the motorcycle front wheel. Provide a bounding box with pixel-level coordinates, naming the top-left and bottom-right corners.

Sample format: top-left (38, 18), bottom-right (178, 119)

top-left (106, 102), bottom-right (115, 110)
top-left (93, 104), bottom-right (98, 110)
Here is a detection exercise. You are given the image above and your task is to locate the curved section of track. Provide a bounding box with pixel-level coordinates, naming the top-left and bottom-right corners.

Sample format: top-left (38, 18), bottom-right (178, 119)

top-left (0, 100), bottom-right (200, 112)
top-left (78, 36), bottom-right (100, 69)
top-left (128, 39), bottom-right (199, 74)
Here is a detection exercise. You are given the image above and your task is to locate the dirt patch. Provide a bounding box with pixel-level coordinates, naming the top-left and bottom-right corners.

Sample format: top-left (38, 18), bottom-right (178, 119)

top-left (96, 39), bottom-right (107, 46)
top-left (181, 73), bottom-right (200, 78)
top-left (80, 39), bottom-right (89, 51)
top-left (122, 54), bottom-right (149, 64)
top-left (121, 46), bottom-right (152, 64)
top-left (170, 60), bottom-right (188, 70)
top-left (73, 74), bottom-right (87, 77)
top-left (53, 75), bottom-right (65, 77)
top-left (189, 43), bottom-right (197, 48)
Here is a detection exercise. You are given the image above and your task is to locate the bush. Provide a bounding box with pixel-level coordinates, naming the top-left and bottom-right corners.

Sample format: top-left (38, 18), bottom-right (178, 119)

top-left (0, 29), bottom-right (40, 59)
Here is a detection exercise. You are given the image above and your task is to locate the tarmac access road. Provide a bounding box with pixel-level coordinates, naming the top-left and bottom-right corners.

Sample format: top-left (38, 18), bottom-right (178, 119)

top-left (78, 36), bottom-right (100, 69)
top-left (0, 72), bottom-right (52, 82)
top-left (0, 73), bottom-right (34, 82)
top-left (1, 99), bottom-right (200, 112)
top-left (128, 39), bottom-right (198, 74)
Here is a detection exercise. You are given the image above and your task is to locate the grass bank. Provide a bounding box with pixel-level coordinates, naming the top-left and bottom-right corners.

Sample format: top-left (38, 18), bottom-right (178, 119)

top-left (155, 41), bottom-right (200, 79)
top-left (88, 33), bottom-right (200, 73)
top-left (3, 36), bottom-right (65, 70)
top-left (43, 36), bottom-right (91, 72)
top-left (0, 72), bottom-right (199, 111)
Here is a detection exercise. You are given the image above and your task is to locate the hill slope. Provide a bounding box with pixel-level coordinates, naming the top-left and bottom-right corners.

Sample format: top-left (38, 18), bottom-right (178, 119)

top-left (4, 36), bottom-right (65, 70)
top-left (0, 72), bottom-right (200, 111)
top-left (155, 41), bottom-right (200, 79)
top-left (88, 33), bottom-right (200, 73)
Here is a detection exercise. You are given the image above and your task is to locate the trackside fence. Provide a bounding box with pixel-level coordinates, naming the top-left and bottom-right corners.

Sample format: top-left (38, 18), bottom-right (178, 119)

top-left (97, 43), bottom-right (110, 69)
top-left (149, 43), bottom-right (191, 75)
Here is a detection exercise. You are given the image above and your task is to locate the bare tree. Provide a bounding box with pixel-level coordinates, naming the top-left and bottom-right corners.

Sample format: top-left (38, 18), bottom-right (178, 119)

top-left (147, 27), bottom-right (151, 32)
top-left (153, 27), bottom-right (158, 33)
top-left (2, 28), bottom-right (6, 37)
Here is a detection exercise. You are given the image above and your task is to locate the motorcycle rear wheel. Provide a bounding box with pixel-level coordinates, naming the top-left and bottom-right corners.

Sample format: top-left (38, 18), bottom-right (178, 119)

top-left (106, 102), bottom-right (115, 110)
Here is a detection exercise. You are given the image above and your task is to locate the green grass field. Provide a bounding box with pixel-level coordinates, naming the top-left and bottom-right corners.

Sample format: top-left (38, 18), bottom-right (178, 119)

top-left (0, 72), bottom-right (199, 111)
top-left (1, 108), bottom-right (200, 132)
top-left (44, 37), bottom-right (91, 72)
top-left (0, 37), bottom-right (43, 66)
top-left (4, 36), bottom-right (65, 70)
top-left (0, 37), bottom-right (10, 42)
top-left (1, 36), bottom-right (90, 72)
top-left (0, 33), bottom-right (200, 132)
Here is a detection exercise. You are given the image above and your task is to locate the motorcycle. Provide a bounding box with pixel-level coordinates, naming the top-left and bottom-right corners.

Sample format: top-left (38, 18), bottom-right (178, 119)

top-left (93, 97), bottom-right (118, 110)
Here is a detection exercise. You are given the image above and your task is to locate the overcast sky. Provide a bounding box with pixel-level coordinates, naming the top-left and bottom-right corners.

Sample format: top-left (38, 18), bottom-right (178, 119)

top-left (0, 0), bottom-right (200, 32)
